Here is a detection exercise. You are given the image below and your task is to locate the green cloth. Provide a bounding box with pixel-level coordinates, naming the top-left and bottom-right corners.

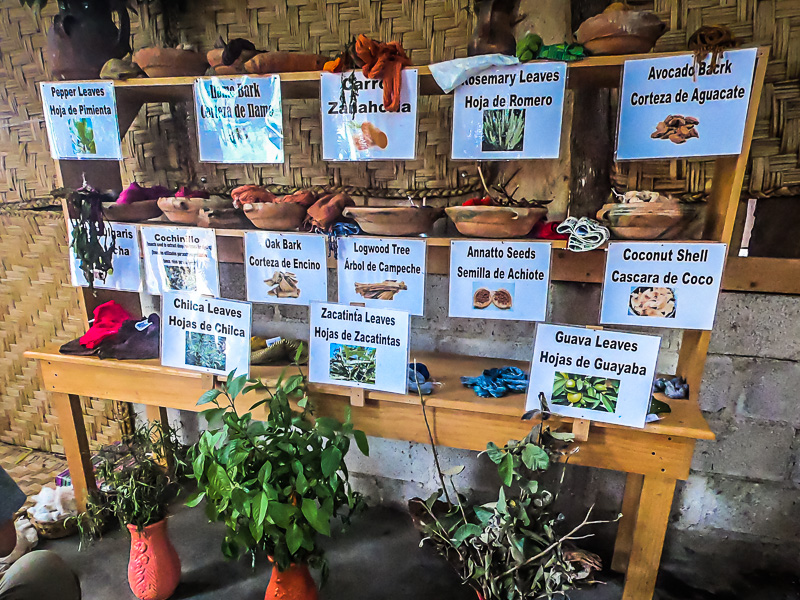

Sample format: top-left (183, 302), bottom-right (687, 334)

top-left (516, 33), bottom-right (586, 62)
top-left (0, 468), bottom-right (24, 523)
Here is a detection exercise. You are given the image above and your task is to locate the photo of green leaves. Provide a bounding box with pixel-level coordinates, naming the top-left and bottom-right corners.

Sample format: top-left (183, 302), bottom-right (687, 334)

top-left (481, 108), bottom-right (525, 152)
top-left (185, 331), bottom-right (226, 371)
top-left (329, 343), bottom-right (376, 384)
top-left (69, 118), bottom-right (97, 154)
top-left (551, 372), bottom-right (619, 413)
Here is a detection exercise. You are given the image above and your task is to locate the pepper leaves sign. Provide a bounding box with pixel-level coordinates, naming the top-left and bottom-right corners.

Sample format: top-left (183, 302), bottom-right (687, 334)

top-left (320, 69), bottom-right (418, 161)
top-left (452, 63), bottom-right (567, 160)
top-left (600, 242), bottom-right (727, 330)
top-left (309, 302), bottom-right (409, 394)
top-left (194, 76), bottom-right (284, 163)
top-left (616, 48), bottom-right (758, 160)
top-left (526, 324), bottom-right (661, 428)
top-left (41, 82), bottom-right (121, 160)
top-left (161, 292), bottom-right (252, 377)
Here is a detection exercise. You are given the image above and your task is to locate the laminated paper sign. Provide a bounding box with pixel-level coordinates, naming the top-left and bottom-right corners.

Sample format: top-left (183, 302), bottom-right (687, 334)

top-left (320, 69), bottom-right (418, 161)
top-left (141, 226), bottom-right (220, 297)
top-left (337, 237), bottom-right (426, 316)
top-left (448, 240), bottom-right (551, 321)
top-left (69, 222), bottom-right (142, 292)
top-left (600, 242), bottom-right (727, 330)
top-left (194, 76), bottom-right (284, 163)
top-left (616, 48), bottom-right (758, 159)
top-left (244, 231), bottom-right (328, 306)
top-left (451, 62), bottom-right (567, 160)
top-left (525, 323), bottom-right (661, 428)
top-left (161, 292), bottom-right (252, 377)
top-left (40, 81), bottom-right (121, 160)
top-left (308, 302), bottom-right (409, 394)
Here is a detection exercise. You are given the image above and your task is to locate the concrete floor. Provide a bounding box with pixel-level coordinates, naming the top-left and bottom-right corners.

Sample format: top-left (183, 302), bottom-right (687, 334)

top-left (42, 501), bottom-right (626, 600)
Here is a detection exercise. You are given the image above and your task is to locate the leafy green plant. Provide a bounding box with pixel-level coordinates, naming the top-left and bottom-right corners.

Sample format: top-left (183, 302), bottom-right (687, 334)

top-left (185, 331), bottom-right (226, 371)
top-left (552, 372), bottom-right (619, 413)
top-left (187, 350), bottom-right (369, 580)
top-left (482, 109), bottom-right (525, 152)
top-left (413, 426), bottom-right (609, 599)
top-left (68, 184), bottom-right (116, 290)
top-left (329, 344), bottom-right (376, 384)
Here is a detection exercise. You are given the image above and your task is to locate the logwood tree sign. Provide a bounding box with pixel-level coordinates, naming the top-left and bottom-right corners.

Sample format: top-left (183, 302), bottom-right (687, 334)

top-left (616, 48), bottom-right (757, 160)
top-left (526, 324), bottom-right (661, 428)
top-left (451, 62), bottom-right (567, 160)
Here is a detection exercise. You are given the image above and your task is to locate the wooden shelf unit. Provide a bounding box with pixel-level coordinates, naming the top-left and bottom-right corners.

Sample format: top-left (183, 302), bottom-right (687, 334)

top-left (39, 48), bottom-right (773, 600)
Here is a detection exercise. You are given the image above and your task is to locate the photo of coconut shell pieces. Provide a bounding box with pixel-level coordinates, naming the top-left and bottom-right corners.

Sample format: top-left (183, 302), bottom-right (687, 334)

top-left (651, 115), bottom-right (699, 144)
top-left (329, 343), bottom-right (376, 384)
top-left (552, 372), bottom-right (619, 413)
top-left (482, 109), bottom-right (525, 152)
top-left (471, 282), bottom-right (514, 311)
top-left (629, 286), bottom-right (676, 318)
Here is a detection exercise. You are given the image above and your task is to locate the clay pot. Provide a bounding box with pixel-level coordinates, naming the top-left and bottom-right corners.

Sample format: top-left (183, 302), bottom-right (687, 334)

top-left (47, 0), bottom-right (130, 80)
top-left (576, 10), bottom-right (667, 56)
top-left (343, 206), bottom-right (444, 236)
top-left (265, 562), bottom-right (318, 600)
top-left (133, 48), bottom-right (209, 78)
top-left (467, 0), bottom-right (518, 56)
top-left (242, 202), bottom-right (307, 231)
top-left (445, 206), bottom-right (547, 238)
top-left (104, 200), bottom-right (162, 223)
top-left (127, 519), bottom-right (181, 600)
top-left (158, 196), bottom-right (230, 225)
top-left (596, 203), bottom-right (702, 240)
top-left (197, 207), bottom-right (250, 229)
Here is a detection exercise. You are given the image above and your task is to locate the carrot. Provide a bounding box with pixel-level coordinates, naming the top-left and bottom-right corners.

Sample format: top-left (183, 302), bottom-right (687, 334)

top-left (244, 52), bottom-right (326, 74)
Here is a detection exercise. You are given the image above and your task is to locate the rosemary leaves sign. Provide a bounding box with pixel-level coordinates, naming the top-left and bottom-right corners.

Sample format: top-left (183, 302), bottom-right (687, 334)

top-left (452, 62), bottom-right (566, 160)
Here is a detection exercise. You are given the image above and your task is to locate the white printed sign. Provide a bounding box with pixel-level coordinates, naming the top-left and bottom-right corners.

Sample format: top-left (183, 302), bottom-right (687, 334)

top-left (161, 292), bottom-right (251, 377)
top-left (40, 81), bottom-right (121, 160)
top-left (69, 222), bottom-right (142, 291)
top-left (600, 242), bottom-right (726, 330)
top-left (525, 324), bottom-right (661, 428)
top-left (194, 76), bottom-right (284, 163)
top-left (337, 237), bottom-right (426, 316)
top-left (321, 69), bottom-right (418, 161)
top-left (141, 226), bottom-right (220, 297)
top-left (449, 240), bottom-right (551, 321)
top-left (617, 48), bottom-right (758, 160)
top-left (244, 231), bottom-right (328, 306)
top-left (452, 63), bottom-right (567, 160)
top-left (309, 302), bottom-right (409, 394)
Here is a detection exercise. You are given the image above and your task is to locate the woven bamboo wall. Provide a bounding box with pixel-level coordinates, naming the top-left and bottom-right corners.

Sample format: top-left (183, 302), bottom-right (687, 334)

top-left (0, 213), bottom-right (130, 452)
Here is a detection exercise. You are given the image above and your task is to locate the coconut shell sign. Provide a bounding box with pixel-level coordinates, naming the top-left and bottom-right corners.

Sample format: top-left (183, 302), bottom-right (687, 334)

top-left (616, 48), bottom-right (758, 160)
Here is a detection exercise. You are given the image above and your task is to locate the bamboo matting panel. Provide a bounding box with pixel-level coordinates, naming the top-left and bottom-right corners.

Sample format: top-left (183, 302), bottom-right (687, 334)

top-left (0, 213), bottom-right (130, 452)
top-left (0, 441), bottom-right (67, 508)
top-left (614, 0), bottom-right (798, 193)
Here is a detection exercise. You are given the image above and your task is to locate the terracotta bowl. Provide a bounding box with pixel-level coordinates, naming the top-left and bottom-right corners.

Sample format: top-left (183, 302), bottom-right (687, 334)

top-left (197, 207), bottom-right (250, 229)
top-left (597, 203), bottom-right (703, 240)
top-left (343, 206), bottom-right (444, 236)
top-left (242, 202), bottom-right (307, 231)
top-left (445, 206), bottom-right (547, 238)
top-left (576, 10), bottom-right (666, 55)
top-left (157, 196), bottom-right (229, 225)
top-left (133, 48), bottom-right (209, 78)
top-left (103, 200), bottom-right (161, 223)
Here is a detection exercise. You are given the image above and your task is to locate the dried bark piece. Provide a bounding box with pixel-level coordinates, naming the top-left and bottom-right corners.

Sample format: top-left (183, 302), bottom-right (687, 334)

top-left (354, 280), bottom-right (407, 300)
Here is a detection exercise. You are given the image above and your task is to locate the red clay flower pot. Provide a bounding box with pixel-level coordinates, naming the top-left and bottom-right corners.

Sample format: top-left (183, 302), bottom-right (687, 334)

top-left (265, 562), bottom-right (318, 600)
top-left (127, 519), bottom-right (181, 600)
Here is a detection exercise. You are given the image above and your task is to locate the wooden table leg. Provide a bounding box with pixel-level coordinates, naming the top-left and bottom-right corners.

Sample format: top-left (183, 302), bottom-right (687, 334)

top-left (621, 475), bottom-right (677, 600)
top-left (51, 392), bottom-right (96, 510)
top-left (611, 472), bottom-right (644, 573)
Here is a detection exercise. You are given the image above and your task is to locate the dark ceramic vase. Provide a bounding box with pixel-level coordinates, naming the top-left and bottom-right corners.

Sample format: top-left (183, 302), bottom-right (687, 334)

top-left (467, 0), bottom-right (517, 56)
top-left (46, 0), bottom-right (131, 80)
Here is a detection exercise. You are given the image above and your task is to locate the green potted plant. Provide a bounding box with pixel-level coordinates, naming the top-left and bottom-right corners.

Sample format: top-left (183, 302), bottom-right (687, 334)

top-left (410, 424), bottom-right (608, 600)
top-left (187, 357), bottom-right (369, 600)
top-left (74, 421), bottom-right (187, 600)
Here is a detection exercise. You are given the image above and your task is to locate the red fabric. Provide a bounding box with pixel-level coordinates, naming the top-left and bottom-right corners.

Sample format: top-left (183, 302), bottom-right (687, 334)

top-left (531, 220), bottom-right (569, 240)
top-left (463, 196), bottom-right (492, 206)
top-left (79, 301), bottom-right (132, 349)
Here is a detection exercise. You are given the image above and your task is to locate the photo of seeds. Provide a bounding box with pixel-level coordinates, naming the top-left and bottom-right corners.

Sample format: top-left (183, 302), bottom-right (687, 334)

top-left (329, 343), bottom-right (377, 384)
top-left (651, 114), bottom-right (699, 144)
top-left (69, 118), bottom-right (97, 154)
top-left (164, 264), bottom-right (198, 291)
top-left (471, 283), bottom-right (515, 311)
top-left (551, 372), bottom-right (620, 413)
top-left (265, 271), bottom-right (300, 299)
top-left (355, 280), bottom-right (407, 300)
top-left (473, 287), bottom-right (491, 308)
top-left (629, 286), bottom-right (676, 318)
top-left (185, 331), bottom-right (227, 371)
top-left (492, 288), bottom-right (513, 309)
top-left (482, 108), bottom-right (525, 152)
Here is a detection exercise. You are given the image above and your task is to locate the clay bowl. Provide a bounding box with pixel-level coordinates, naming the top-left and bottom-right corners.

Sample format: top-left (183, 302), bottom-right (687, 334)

top-left (133, 48), bottom-right (208, 78)
top-left (343, 206), bottom-right (444, 236)
top-left (242, 202), bottom-right (307, 231)
top-left (576, 10), bottom-right (666, 55)
top-left (197, 207), bottom-right (250, 229)
top-left (157, 196), bottom-right (229, 225)
top-left (445, 206), bottom-right (547, 238)
top-left (103, 200), bottom-right (161, 223)
top-left (597, 203), bottom-right (702, 240)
